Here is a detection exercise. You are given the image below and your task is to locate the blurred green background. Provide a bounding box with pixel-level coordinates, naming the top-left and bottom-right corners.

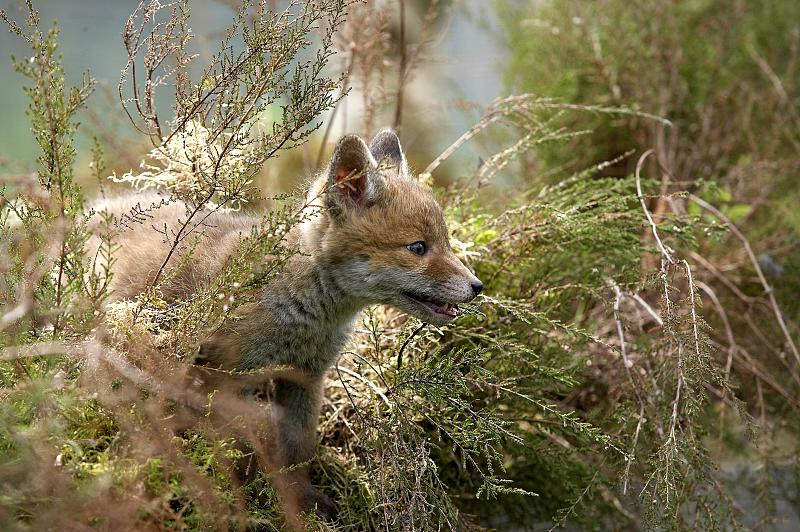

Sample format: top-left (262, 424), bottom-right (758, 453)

top-left (0, 0), bottom-right (507, 190)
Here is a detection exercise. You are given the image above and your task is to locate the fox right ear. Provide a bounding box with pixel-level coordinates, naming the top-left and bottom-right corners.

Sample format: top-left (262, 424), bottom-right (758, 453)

top-left (326, 135), bottom-right (382, 212)
top-left (369, 129), bottom-right (408, 177)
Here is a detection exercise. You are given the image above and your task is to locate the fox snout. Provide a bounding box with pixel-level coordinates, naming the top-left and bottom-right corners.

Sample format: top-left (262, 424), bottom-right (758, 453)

top-left (471, 279), bottom-right (484, 296)
top-left (390, 254), bottom-right (483, 325)
top-left (448, 257), bottom-right (483, 302)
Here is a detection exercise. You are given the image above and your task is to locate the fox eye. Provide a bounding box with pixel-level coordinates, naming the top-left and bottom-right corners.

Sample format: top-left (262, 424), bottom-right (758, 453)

top-left (406, 241), bottom-right (427, 256)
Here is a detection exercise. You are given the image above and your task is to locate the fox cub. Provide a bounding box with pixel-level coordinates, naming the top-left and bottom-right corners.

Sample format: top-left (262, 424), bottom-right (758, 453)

top-left (97, 130), bottom-right (482, 520)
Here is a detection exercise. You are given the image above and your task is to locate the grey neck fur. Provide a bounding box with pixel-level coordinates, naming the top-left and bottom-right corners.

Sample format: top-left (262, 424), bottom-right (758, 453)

top-left (234, 182), bottom-right (372, 374)
top-left (269, 256), bottom-right (363, 327)
top-left (236, 252), bottom-right (366, 375)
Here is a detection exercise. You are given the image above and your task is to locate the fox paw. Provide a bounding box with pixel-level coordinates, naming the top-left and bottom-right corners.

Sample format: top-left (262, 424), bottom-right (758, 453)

top-left (303, 488), bottom-right (337, 522)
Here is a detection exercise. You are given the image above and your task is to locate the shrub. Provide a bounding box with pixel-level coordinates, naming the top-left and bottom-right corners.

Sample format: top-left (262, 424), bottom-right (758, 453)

top-left (1, 1), bottom-right (797, 530)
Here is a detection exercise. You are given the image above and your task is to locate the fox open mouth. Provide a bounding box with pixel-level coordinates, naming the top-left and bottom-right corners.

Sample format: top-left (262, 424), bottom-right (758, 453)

top-left (402, 292), bottom-right (458, 321)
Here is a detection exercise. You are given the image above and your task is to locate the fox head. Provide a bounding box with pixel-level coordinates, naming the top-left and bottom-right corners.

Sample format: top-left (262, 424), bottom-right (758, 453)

top-left (305, 130), bottom-right (483, 325)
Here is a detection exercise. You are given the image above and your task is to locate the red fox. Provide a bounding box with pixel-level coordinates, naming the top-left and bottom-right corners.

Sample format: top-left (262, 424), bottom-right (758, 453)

top-left (94, 130), bottom-right (482, 523)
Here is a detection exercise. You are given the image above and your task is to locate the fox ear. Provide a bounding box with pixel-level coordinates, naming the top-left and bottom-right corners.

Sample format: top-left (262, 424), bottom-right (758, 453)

top-left (327, 134), bottom-right (381, 212)
top-left (369, 129), bottom-right (408, 177)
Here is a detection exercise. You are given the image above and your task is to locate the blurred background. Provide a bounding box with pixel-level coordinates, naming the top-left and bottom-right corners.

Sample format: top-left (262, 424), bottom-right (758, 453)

top-left (0, 0), bottom-right (507, 192)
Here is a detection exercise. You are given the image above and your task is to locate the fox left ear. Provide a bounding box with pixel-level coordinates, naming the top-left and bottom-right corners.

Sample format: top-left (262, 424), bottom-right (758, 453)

top-left (326, 134), bottom-right (382, 212)
top-left (369, 129), bottom-right (408, 177)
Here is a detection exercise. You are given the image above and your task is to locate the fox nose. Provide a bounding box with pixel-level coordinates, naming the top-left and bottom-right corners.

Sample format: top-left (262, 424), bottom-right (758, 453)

top-left (470, 279), bottom-right (483, 296)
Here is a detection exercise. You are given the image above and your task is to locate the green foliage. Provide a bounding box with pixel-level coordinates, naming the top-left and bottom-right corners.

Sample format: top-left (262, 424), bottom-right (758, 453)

top-left (496, 0), bottom-right (800, 528)
top-left (1, 1), bottom-right (96, 341)
top-left (497, 0), bottom-right (800, 177)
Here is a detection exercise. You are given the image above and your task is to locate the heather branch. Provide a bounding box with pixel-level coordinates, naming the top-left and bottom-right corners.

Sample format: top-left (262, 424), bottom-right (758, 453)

top-left (689, 193), bottom-right (800, 368)
top-left (636, 150), bottom-right (674, 264)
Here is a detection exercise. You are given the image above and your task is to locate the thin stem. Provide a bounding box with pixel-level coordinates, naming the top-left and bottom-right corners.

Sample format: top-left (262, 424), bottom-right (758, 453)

top-left (392, 0), bottom-right (406, 130)
top-left (636, 149), bottom-right (674, 264)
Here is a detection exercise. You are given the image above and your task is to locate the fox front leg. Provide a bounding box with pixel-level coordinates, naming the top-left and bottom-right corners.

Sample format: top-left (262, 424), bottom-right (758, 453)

top-left (272, 376), bottom-right (336, 521)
